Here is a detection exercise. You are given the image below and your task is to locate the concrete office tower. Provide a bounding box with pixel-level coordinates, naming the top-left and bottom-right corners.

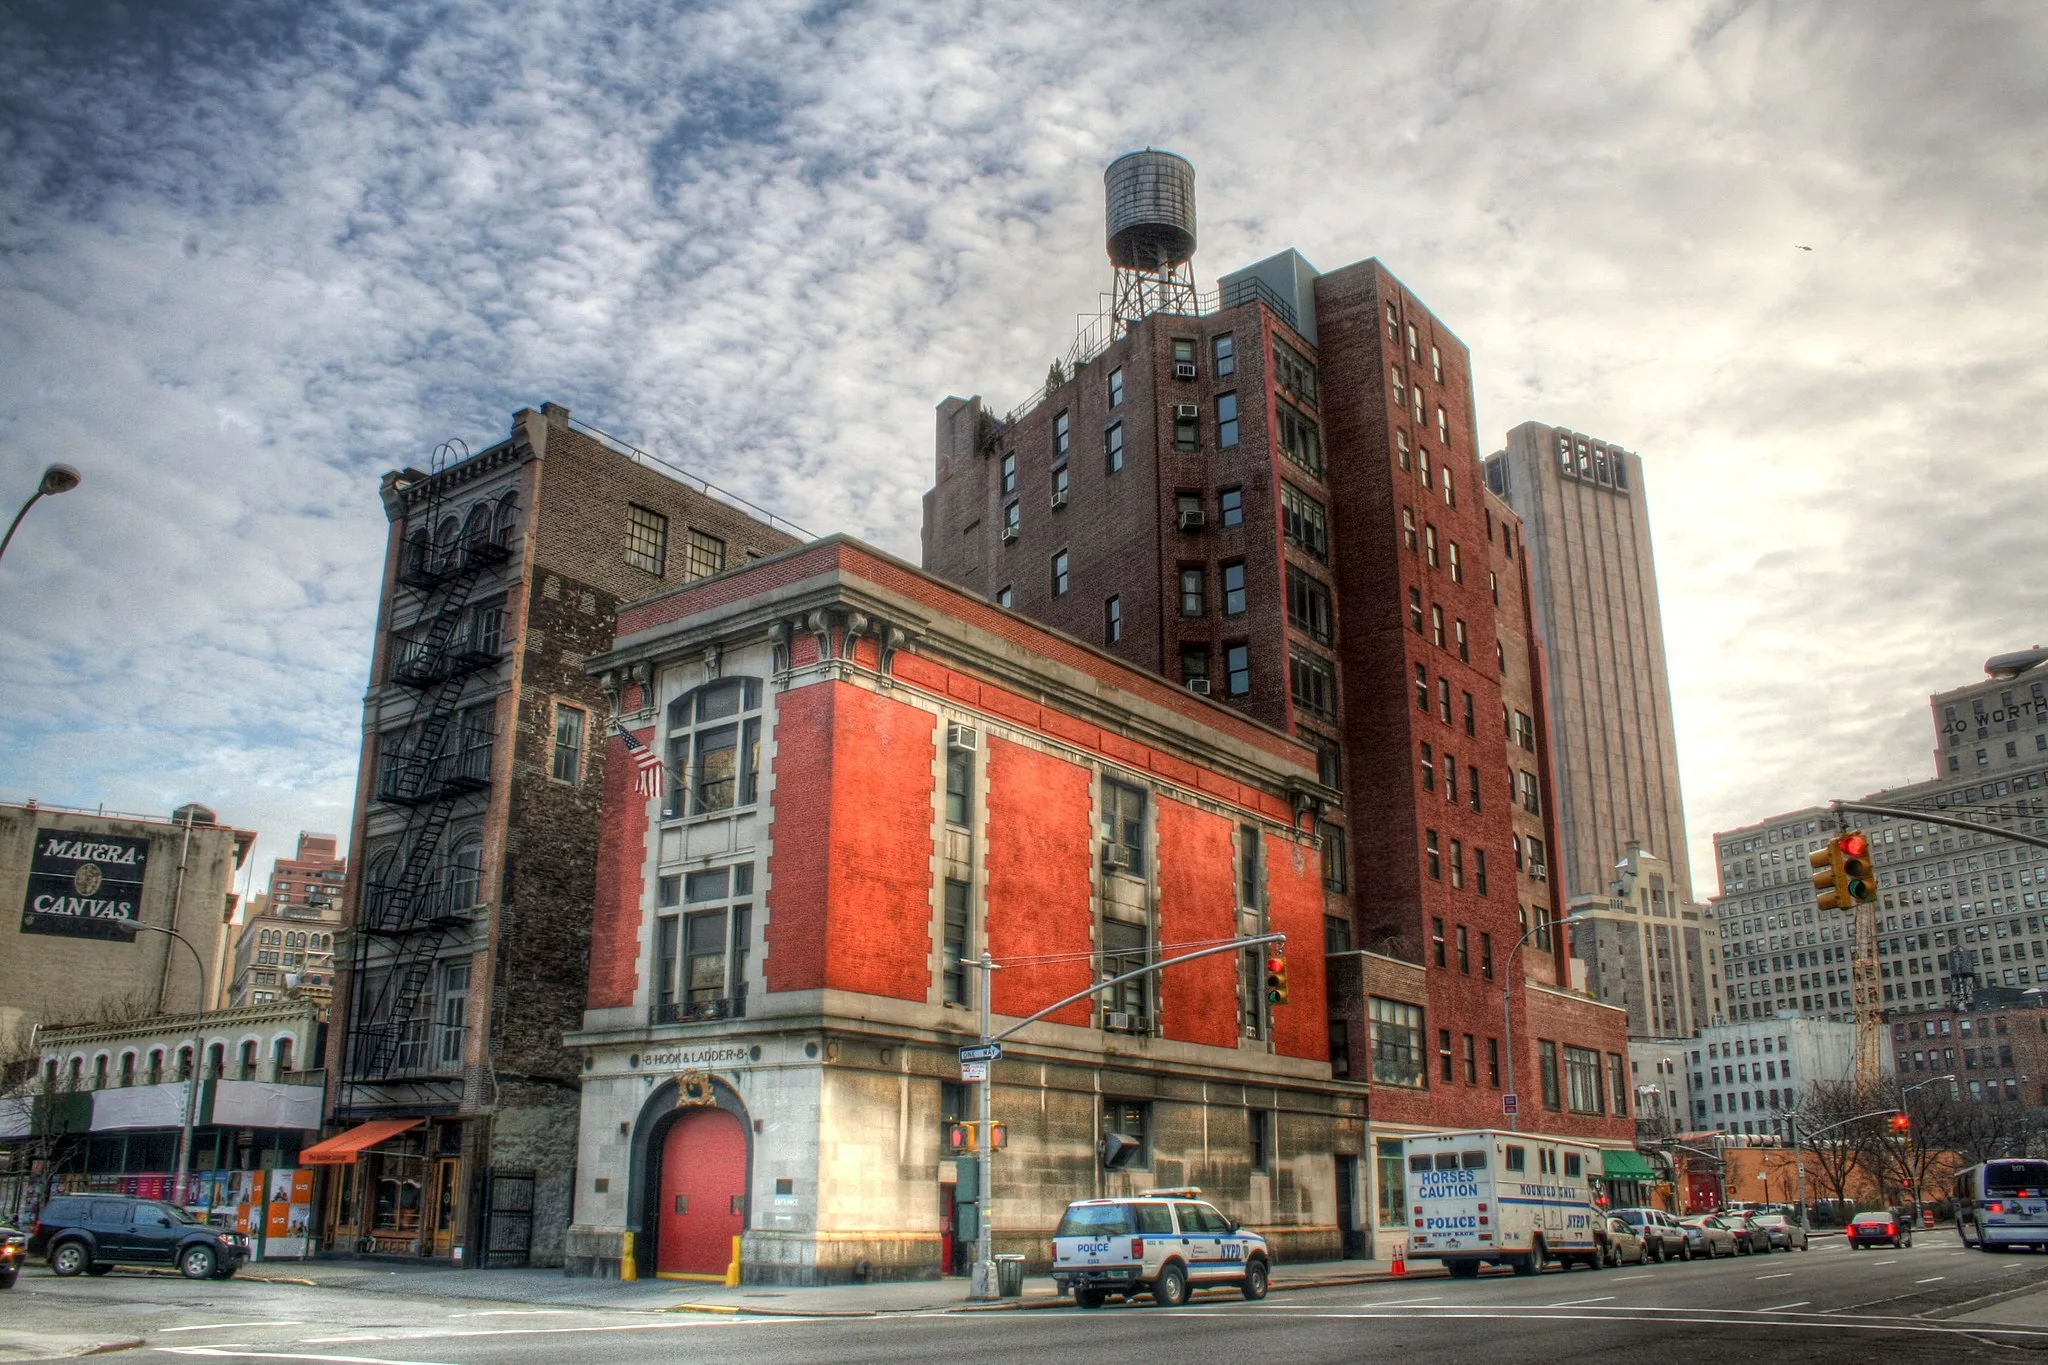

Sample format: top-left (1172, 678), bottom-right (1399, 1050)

top-left (1484, 423), bottom-right (1695, 907)
top-left (1570, 843), bottom-right (1719, 1037)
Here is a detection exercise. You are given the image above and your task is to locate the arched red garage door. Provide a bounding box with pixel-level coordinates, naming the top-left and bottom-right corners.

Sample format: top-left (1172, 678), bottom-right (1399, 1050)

top-left (656, 1107), bottom-right (747, 1279)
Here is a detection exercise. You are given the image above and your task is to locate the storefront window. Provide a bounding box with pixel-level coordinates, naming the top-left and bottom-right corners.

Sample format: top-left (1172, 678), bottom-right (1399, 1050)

top-left (1376, 1137), bottom-right (1407, 1227)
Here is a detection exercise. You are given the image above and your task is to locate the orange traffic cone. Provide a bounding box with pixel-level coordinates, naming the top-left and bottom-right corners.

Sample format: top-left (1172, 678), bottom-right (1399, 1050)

top-left (1391, 1239), bottom-right (1407, 1276)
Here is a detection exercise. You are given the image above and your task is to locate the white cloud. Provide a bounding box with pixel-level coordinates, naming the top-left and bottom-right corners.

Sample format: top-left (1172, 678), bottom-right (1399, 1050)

top-left (0, 0), bottom-right (2041, 895)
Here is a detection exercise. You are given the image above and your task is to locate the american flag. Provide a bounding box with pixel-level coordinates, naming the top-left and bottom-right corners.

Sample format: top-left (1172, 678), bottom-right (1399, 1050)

top-left (615, 725), bottom-right (665, 799)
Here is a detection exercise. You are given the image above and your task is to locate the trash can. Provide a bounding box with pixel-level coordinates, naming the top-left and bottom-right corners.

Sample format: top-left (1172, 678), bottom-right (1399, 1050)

top-left (995, 1254), bottom-right (1026, 1298)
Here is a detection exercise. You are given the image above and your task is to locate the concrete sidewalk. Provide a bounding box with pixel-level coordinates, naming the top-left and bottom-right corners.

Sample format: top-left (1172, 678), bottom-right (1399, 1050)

top-left (232, 1255), bottom-right (1415, 1315)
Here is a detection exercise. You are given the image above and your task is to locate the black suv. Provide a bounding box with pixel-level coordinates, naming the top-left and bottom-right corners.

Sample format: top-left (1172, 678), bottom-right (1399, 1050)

top-left (30, 1194), bottom-right (247, 1280)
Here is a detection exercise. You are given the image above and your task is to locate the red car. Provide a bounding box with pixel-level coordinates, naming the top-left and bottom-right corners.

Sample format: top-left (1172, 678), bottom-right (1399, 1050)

top-left (1847, 1212), bottom-right (1913, 1249)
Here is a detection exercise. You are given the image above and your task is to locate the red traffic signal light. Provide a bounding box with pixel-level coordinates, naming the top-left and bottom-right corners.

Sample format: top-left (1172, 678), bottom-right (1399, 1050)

top-left (1889, 1113), bottom-right (1911, 1133)
top-left (1264, 953), bottom-right (1289, 1006)
top-left (1840, 833), bottom-right (1869, 858)
top-left (1839, 830), bottom-right (1879, 904)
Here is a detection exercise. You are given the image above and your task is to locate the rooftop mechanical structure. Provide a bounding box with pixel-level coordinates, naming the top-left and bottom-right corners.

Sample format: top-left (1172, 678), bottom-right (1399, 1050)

top-left (1104, 149), bottom-right (1199, 330)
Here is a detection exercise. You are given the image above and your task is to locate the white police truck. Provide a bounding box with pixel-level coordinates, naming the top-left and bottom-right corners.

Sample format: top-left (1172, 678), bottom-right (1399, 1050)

top-left (1403, 1130), bottom-right (1604, 1277)
top-left (1051, 1188), bottom-right (1270, 1308)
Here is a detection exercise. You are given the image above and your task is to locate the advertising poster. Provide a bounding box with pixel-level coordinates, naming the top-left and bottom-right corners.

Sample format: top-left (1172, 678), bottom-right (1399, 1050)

top-left (19, 829), bottom-right (149, 941)
top-left (262, 1168), bottom-right (313, 1259)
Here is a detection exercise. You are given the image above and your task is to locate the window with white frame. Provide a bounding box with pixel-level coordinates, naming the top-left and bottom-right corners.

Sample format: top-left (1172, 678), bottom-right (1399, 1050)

top-left (665, 678), bottom-right (764, 818)
top-left (654, 864), bottom-right (754, 1022)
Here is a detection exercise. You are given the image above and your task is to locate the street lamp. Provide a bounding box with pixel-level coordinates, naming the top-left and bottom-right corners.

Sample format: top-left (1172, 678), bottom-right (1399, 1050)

top-left (0, 463), bottom-right (82, 563)
top-left (128, 922), bottom-right (208, 1208)
top-left (1897, 1072), bottom-right (1957, 1227)
top-left (1501, 907), bottom-right (1598, 1132)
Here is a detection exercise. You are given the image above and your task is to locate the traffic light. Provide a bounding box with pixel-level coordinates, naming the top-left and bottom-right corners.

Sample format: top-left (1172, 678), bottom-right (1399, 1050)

top-left (988, 1121), bottom-right (1008, 1151)
top-left (1265, 951), bottom-right (1289, 1007)
top-left (946, 1121), bottom-right (1007, 1153)
top-left (948, 1122), bottom-right (977, 1154)
top-left (1839, 831), bottom-right (1879, 904)
top-left (1889, 1113), bottom-right (1912, 1134)
top-left (1809, 839), bottom-right (1850, 911)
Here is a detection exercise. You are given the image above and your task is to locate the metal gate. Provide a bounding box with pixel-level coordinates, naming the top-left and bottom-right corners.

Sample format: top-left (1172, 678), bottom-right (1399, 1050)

top-left (478, 1168), bottom-right (534, 1268)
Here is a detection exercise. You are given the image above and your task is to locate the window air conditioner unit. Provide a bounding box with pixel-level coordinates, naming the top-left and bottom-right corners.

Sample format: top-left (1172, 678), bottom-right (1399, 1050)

top-left (1174, 363), bottom-right (1197, 381)
top-left (1105, 1011), bottom-right (1135, 1032)
top-left (1102, 842), bottom-right (1129, 872)
top-left (947, 723), bottom-right (979, 752)
top-left (1174, 403), bottom-right (1200, 420)
top-left (1532, 866), bottom-right (1549, 882)
top-left (1187, 678), bottom-right (1212, 695)
top-left (1051, 489), bottom-right (1068, 509)
top-left (1177, 508), bottom-right (1206, 531)
top-left (1001, 524), bottom-right (1018, 543)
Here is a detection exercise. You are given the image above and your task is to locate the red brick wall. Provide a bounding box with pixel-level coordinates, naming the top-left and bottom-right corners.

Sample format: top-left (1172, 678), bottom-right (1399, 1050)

top-left (818, 684), bottom-right (938, 1001)
top-left (1521, 986), bottom-right (1635, 1142)
top-left (586, 725), bottom-right (653, 1009)
top-left (983, 737), bottom-right (1096, 1026)
top-left (1264, 830), bottom-right (1329, 1061)
top-left (1155, 799), bottom-right (1241, 1049)
top-left (765, 682), bottom-right (834, 994)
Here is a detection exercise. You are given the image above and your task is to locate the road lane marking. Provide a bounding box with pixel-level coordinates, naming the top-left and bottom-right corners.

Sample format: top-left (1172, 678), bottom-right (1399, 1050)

top-left (163, 1353), bottom-right (458, 1365)
top-left (1761, 1301), bottom-right (1811, 1312)
top-left (1264, 1309), bottom-right (2048, 1338)
top-left (1872, 1259), bottom-right (1897, 1265)
top-left (160, 1323), bottom-right (307, 1334)
top-left (1544, 1296), bottom-right (1614, 1307)
top-left (1610, 1274), bottom-right (1652, 1282)
top-left (1916, 1276), bottom-right (1946, 1284)
top-left (1755, 1272), bottom-right (1793, 1280)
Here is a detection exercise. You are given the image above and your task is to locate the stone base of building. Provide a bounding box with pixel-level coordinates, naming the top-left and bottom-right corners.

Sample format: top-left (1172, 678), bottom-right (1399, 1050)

top-left (563, 1224), bottom-right (629, 1279)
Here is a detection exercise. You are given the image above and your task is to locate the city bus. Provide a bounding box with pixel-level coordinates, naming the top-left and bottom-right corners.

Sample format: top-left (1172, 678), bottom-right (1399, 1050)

top-left (1954, 1159), bottom-right (2048, 1251)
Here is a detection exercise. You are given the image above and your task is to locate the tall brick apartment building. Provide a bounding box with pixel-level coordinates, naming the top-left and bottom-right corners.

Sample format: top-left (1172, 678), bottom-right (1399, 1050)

top-left (566, 537), bottom-right (1352, 1282)
top-left (923, 162), bottom-right (1632, 1249)
top-left (321, 404), bottom-right (799, 1267)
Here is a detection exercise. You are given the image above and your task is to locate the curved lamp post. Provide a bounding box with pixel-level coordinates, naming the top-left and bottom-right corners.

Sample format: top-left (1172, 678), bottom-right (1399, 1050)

top-left (128, 922), bottom-right (208, 1207)
top-left (0, 464), bottom-right (83, 563)
top-left (1501, 907), bottom-right (1599, 1132)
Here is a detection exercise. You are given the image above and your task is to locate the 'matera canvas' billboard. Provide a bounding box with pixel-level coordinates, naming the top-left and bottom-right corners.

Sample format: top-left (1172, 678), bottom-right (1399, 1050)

top-left (19, 829), bottom-right (150, 941)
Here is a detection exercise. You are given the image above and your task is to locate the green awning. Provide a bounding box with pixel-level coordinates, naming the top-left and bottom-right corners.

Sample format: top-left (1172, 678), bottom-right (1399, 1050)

top-left (1601, 1149), bottom-right (1659, 1181)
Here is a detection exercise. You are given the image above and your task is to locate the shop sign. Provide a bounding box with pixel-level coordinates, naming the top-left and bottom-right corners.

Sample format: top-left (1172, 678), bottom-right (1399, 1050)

top-left (638, 1040), bottom-right (755, 1071)
top-left (19, 829), bottom-right (150, 941)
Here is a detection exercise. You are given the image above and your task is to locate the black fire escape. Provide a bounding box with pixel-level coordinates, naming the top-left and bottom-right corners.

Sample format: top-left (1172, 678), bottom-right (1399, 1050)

top-left (342, 457), bottom-right (508, 1116)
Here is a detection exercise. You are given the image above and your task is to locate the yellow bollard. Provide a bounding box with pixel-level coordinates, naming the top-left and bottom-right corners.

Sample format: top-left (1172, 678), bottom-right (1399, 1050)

top-left (619, 1230), bottom-right (636, 1282)
top-left (724, 1234), bottom-right (741, 1287)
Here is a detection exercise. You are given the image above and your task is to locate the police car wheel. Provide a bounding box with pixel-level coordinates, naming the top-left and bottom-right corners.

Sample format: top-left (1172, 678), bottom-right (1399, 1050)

top-left (1152, 1263), bottom-right (1190, 1307)
top-left (1241, 1259), bottom-right (1269, 1301)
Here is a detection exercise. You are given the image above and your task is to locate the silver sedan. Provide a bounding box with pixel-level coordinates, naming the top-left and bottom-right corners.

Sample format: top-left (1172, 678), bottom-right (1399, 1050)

top-left (1750, 1213), bottom-right (1810, 1251)
top-left (1679, 1215), bottom-right (1739, 1258)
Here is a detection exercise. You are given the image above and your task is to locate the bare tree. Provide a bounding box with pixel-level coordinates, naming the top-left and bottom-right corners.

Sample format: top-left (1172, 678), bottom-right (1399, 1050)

top-left (1797, 1080), bottom-right (1882, 1221)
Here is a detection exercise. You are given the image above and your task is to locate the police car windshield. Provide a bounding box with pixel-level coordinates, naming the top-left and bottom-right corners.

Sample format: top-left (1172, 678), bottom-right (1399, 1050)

top-left (1056, 1205), bottom-right (1133, 1238)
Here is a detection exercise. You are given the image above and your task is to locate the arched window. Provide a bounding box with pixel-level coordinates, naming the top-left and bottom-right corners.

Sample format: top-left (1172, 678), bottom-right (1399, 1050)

top-left (273, 1037), bottom-right (295, 1079)
top-left (434, 515), bottom-right (461, 570)
top-left (43, 1058), bottom-right (58, 1089)
top-left (176, 1046), bottom-right (193, 1081)
top-left (444, 836), bottom-right (483, 911)
top-left (92, 1055), bottom-right (108, 1089)
top-left (494, 490), bottom-right (519, 547)
top-left (238, 1040), bottom-right (258, 1080)
top-left (207, 1043), bottom-right (226, 1079)
top-left (462, 502), bottom-right (494, 560)
top-left (665, 678), bottom-right (765, 818)
top-left (118, 1052), bottom-right (136, 1087)
top-left (147, 1049), bottom-right (164, 1085)
top-left (68, 1057), bottom-right (83, 1089)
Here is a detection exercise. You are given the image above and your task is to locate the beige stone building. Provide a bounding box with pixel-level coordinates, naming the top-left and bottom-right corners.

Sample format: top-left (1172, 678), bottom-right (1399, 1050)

top-left (0, 802), bottom-right (254, 1040)
top-left (1568, 843), bottom-right (1720, 1036)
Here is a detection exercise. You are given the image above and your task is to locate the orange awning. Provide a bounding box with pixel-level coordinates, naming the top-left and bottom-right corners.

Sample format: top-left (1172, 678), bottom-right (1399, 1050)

top-left (299, 1118), bottom-right (423, 1165)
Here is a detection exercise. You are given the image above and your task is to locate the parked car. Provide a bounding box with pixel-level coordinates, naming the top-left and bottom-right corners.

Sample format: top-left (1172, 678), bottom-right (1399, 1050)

top-left (1847, 1211), bottom-right (1913, 1249)
top-left (1051, 1191), bottom-right (1269, 1307)
top-left (1718, 1212), bottom-right (1773, 1255)
top-left (1679, 1215), bottom-right (1739, 1259)
top-left (28, 1194), bottom-right (247, 1280)
top-left (0, 1219), bottom-right (23, 1288)
top-left (1751, 1213), bottom-right (1809, 1251)
top-left (1611, 1207), bottom-right (1691, 1262)
top-left (1601, 1215), bottom-right (1648, 1266)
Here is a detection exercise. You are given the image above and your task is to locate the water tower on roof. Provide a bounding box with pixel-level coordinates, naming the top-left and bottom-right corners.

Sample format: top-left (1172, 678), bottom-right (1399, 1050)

top-left (1104, 149), bottom-right (1199, 329)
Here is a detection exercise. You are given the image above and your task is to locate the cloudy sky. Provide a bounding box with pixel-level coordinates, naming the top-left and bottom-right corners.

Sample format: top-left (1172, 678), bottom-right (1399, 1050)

top-left (1, 0), bottom-right (2041, 902)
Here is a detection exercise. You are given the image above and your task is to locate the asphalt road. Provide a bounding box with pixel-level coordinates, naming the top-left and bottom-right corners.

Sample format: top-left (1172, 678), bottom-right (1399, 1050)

top-left (12, 1237), bottom-right (2048, 1363)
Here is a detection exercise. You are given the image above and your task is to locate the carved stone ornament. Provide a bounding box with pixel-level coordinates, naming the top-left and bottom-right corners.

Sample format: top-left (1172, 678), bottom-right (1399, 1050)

top-left (674, 1069), bottom-right (716, 1108)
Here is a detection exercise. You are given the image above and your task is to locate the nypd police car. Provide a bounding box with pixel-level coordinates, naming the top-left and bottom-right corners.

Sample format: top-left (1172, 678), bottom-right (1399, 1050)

top-left (1051, 1189), bottom-right (1269, 1308)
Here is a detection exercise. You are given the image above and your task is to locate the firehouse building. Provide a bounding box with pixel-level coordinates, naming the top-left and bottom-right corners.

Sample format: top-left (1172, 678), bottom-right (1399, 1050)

top-left (564, 538), bottom-right (1355, 1282)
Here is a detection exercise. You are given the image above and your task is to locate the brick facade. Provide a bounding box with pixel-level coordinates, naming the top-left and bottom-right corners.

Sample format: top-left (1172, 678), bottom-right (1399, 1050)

top-left (566, 538), bottom-right (1360, 1281)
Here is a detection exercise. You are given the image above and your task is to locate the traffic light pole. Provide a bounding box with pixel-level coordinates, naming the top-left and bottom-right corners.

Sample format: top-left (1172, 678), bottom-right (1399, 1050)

top-left (1830, 800), bottom-right (2048, 853)
top-left (963, 932), bottom-right (1285, 1302)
